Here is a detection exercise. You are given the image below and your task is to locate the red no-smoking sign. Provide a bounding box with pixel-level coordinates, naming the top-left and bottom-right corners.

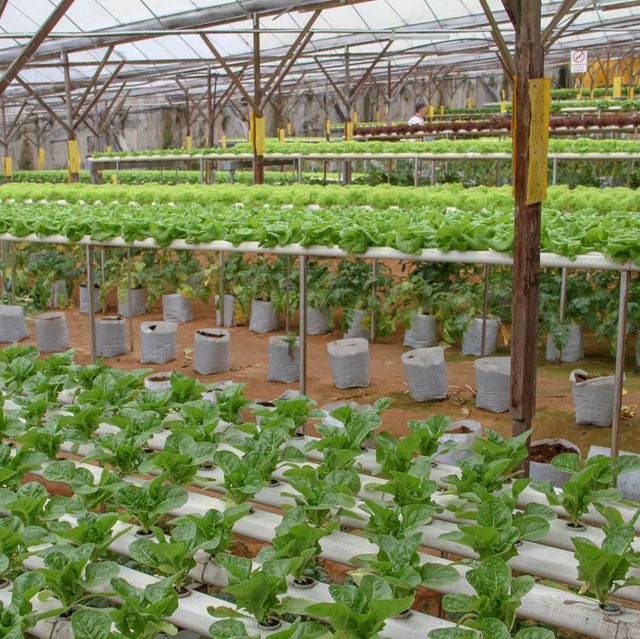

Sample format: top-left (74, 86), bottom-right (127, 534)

top-left (571, 50), bottom-right (588, 73)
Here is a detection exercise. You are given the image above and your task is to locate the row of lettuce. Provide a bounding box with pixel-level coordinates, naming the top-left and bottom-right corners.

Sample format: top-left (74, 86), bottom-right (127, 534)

top-left (90, 137), bottom-right (640, 158)
top-left (0, 346), bottom-right (639, 638)
top-left (0, 185), bottom-right (639, 264)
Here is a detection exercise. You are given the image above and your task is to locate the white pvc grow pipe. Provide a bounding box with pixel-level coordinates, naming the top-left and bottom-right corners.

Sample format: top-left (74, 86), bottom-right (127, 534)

top-left (27, 455), bottom-right (640, 638)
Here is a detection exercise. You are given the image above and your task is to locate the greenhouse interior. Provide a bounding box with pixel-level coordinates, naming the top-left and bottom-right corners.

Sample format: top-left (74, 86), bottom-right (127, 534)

top-left (1, 1), bottom-right (640, 638)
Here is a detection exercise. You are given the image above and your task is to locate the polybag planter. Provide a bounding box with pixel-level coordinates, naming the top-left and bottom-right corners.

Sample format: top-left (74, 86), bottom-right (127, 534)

top-left (118, 287), bottom-right (146, 317)
top-left (140, 321), bottom-right (177, 364)
top-left (0, 305), bottom-right (28, 342)
top-left (404, 313), bottom-right (438, 349)
top-left (571, 368), bottom-right (616, 427)
top-left (48, 280), bottom-right (68, 309)
top-left (162, 294), bottom-right (193, 322)
top-left (215, 294), bottom-right (236, 327)
top-left (249, 299), bottom-right (280, 333)
top-left (268, 336), bottom-right (300, 383)
top-left (306, 307), bottom-right (331, 335)
top-left (96, 316), bottom-right (127, 358)
top-left (344, 309), bottom-right (370, 340)
top-left (462, 318), bottom-right (499, 356)
top-left (475, 356), bottom-right (511, 413)
top-left (327, 338), bottom-right (370, 389)
top-left (401, 347), bottom-right (448, 401)
top-left (546, 324), bottom-right (584, 362)
top-left (194, 328), bottom-right (230, 375)
top-left (79, 285), bottom-right (101, 314)
top-left (144, 371), bottom-right (172, 391)
top-left (530, 438), bottom-right (581, 487)
top-left (588, 445), bottom-right (640, 502)
top-left (35, 312), bottom-right (70, 353)
top-left (436, 419), bottom-right (482, 465)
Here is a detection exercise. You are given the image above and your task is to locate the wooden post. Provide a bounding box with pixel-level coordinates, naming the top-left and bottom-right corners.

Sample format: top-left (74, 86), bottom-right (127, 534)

top-left (63, 52), bottom-right (80, 184)
top-left (253, 14), bottom-right (264, 185)
top-left (509, 0), bottom-right (544, 466)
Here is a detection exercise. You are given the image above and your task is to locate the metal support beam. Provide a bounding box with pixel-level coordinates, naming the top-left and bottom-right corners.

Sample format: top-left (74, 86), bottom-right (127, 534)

top-left (73, 45), bottom-right (114, 119)
top-left (86, 244), bottom-right (97, 363)
top-left (299, 256), bottom-right (308, 399)
top-left (0, 0), bottom-right (77, 97)
top-left (611, 271), bottom-right (629, 466)
top-left (75, 61), bottom-right (125, 128)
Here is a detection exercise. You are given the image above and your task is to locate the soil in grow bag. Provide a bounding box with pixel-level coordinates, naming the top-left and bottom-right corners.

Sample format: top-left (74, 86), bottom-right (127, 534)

top-left (448, 425), bottom-right (472, 434)
top-left (529, 441), bottom-right (574, 464)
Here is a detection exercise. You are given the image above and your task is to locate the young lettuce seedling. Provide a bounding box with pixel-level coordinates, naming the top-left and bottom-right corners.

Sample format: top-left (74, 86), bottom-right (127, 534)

top-left (429, 619), bottom-right (555, 638)
top-left (257, 506), bottom-right (331, 585)
top-left (0, 445), bottom-right (46, 490)
top-left (433, 556), bottom-right (536, 634)
top-left (531, 453), bottom-right (640, 526)
top-left (252, 396), bottom-right (324, 439)
top-left (370, 458), bottom-right (441, 510)
top-left (208, 553), bottom-right (304, 627)
top-left (572, 503), bottom-right (640, 608)
top-left (113, 476), bottom-right (188, 534)
top-left (71, 577), bottom-right (179, 639)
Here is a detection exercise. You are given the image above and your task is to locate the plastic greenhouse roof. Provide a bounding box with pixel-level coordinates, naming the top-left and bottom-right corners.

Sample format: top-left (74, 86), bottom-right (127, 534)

top-left (0, 0), bottom-right (639, 111)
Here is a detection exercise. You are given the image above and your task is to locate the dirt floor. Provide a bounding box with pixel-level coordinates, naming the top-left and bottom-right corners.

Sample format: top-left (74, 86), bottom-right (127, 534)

top-left (25, 294), bottom-right (640, 456)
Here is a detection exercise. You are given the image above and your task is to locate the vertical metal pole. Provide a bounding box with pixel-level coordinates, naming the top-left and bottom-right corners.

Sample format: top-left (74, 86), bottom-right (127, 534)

top-left (86, 244), bottom-right (97, 363)
top-left (299, 255), bottom-right (308, 400)
top-left (218, 251), bottom-right (225, 327)
top-left (556, 267), bottom-right (568, 364)
top-left (414, 157), bottom-right (419, 187)
top-left (285, 255), bottom-right (291, 334)
top-left (100, 247), bottom-right (106, 312)
top-left (430, 161), bottom-right (435, 186)
top-left (0, 241), bottom-right (5, 297)
top-left (611, 270), bottom-right (629, 466)
top-left (480, 264), bottom-right (491, 357)
top-left (370, 259), bottom-right (377, 343)
top-left (496, 160), bottom-right (501, 186)
top-left (10, 242), bottom-right (15, 305)
top-left (252, 13), bottom-right (265, 185)
top-left (552, 157), bottom-right (558, 186)
top-left (297, 157), bottom-right (303, 183)
top-left (126, 248), bottom-right (133, 352)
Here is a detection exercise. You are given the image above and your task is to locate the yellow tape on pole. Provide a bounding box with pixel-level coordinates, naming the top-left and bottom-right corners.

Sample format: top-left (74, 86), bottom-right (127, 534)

top-left (278, 128), bottom-right (285, 142)
top-left (221, 135), bottom-right (227, 149)
top-left (375, 110), bottom-right (380, 123)
top-left (500, 101), bottom-right (507, 114)
top-left (185, 135), bottom-right (193, 150)
top-left (467, 97), bottom-right (473, 109)
top-left (111, 173), bottom-right (118, 185)
top-left (630, 86), bottom-right (635, 100)
top-left (613, 76), bottom-right (622, 98)
top-left (353, 111), bottom-right (358, 125)
top-left (440, 105), bottom-right (445, 116)
top-left (3, 157), bottom-right (12, 178)
top-left (428, 105), bottom-right (434, 119)
top-left (106, 145), bottom-right (112, 153)
top-left (67, 140), bottom-right (81, 174)
top-left (325, 119), bottom-right (331, 135)
top-left (287, 122), bottom-right (292, 136)
top-left (254, 116), bottom-right (266, 155)
top-left (37, 148), bottom-right (45, 170)
top-left (526, 77), bottom-right (551, 205)
top-left (344, 121), bottom-right (354, 141)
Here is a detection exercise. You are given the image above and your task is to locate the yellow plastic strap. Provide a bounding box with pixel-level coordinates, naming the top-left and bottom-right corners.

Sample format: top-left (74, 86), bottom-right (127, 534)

top-left (37, 148), bottom-right (45, 170)
top-left (185, 135), bottom-right (193, 150)
top-left (500, 101), bottom-right (507, 114)
top-left (576, 91), bottom-right (582, 101)
top-left (106, 145), bottom-right (112, 153)
top-left (111, 173), bottom-right (118, 185)
top-left (287, 122), bottom-right (292, 136)
top-left (613, 77), bottom-right (622, 98)
top-left (526, 77), bottom-right (551, 205)
top-left (68, 139), bottom-right (81, 174)
top-left (353, 112), bottom-right (358, 125)
top-left (467, 97), bottom-right (473, 109)
top-left (221, 135), bottom-right (227, 149)
top-left (428, 105), bottom-right (434, 119)
top-left (344, 121), bottom-right (354, 141)
top-left (375, 110), bottom-right (380, 123)
top-left (630, 86), bottom-right (635, 100)
top-left (254, 116), bottom-right (266, 155)
top-left (325, 119), bottom-right (331, 135)
top-left (502, 89), bottom-right (506, 102)
top-left (440, 106), bottom-right (445, 116)
top-left (278, 128), bottom-right (285, 142)
top-left (3, 157), bottom-right (12, 177)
